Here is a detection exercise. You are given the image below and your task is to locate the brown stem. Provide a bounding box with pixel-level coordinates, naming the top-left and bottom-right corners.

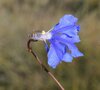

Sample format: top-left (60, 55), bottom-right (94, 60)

top-left (27, 39), bottom-right (65, 90)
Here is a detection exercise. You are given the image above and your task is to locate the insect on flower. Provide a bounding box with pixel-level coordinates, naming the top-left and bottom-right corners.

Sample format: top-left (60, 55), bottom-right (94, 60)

top-left (31, 14), bottom-right (84, 68)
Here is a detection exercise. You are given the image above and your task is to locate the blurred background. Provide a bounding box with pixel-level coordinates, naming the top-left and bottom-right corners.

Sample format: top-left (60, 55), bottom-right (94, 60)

top-left (0, 0), bottom-right (100, 90)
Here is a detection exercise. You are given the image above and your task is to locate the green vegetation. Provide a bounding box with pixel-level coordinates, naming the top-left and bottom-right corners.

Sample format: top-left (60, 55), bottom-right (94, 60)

top-left (0, 0), bottom-right (100, 90)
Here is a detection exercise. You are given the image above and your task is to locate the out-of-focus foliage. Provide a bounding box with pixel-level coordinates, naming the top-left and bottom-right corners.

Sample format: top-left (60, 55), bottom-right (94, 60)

top-left (0, 0), bottom-right (100, 90)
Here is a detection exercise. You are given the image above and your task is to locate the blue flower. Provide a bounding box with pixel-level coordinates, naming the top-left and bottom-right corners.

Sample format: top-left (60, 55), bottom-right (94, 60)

top-left (47, 15), bottom-right (83, 68)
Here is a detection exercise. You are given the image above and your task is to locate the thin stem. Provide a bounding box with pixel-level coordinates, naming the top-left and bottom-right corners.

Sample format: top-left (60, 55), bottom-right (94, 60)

top-left (27, 39), bottom-right (65, 90)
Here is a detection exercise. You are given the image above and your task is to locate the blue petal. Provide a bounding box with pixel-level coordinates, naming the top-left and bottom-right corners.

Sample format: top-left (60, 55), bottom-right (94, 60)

top-left (47, 44), bottom-right (60, 68)
top-left (53, 15), bottom-right (78, 30)
top-left (53, 35), bottom-right (80, 44)
top-left (53, 41), bottom-right (66, 56)
top-left (67, 43), bottom-right (84, 57)
top-left (77, 25), bottom-right (80, 31)
top-left (52, 25), bottom-right (80, 37)
top-left (44, 42), bottom-right (49, 52)
top-left (60, 25), bottom-right (80, 37)
top-left (49, 40), bottom-right (65, 60)
top-left (62, 53), bottom-right (73, 62)
top-left (52, 25), bottom-right (74, 34)
top-left (62, 34), bottom-right (80, 43)
top-left (61, 34), bottom-right (80, 43)
top-left (59, 15), bottom-right (78, 26)
top-left (51, 37), bottom-right (83, 57)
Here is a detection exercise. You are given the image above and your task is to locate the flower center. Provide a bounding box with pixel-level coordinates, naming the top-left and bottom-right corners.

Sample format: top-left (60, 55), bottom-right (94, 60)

top-left (41, 31), bottom-right (52, 40)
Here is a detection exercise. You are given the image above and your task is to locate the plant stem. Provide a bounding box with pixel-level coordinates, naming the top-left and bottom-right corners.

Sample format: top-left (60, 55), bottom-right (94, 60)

top-left (27, 39), bottom-right (65, 90)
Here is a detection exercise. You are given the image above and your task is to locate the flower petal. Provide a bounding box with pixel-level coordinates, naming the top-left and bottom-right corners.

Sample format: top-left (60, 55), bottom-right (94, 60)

top-left (53, 35), bottom-right (80, 44)
top-left (47, 44), bottom-right (60, 68)
top-left (67, 43), bottom-right (84, 57)
top-left (50, 40), bottom-right (65, 59)
top-left (53, 15), bottom-right (78, 30)
top-left (52, 25), bottom-right (80, 38)
top-left (52, 41), bottom-right (66, 58)
top-left (51, 37), bottom-right (83, 58)
top-left (61, 25), bottom-right (80, 37)
top-left (44, 41), bottom-right (49, 52)
top-left (59, 34), bottom-right (80, 43)
top-left (60, 15), bottom-right (78, 26)
top-left (62, 53), bottom-right (73, 62)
